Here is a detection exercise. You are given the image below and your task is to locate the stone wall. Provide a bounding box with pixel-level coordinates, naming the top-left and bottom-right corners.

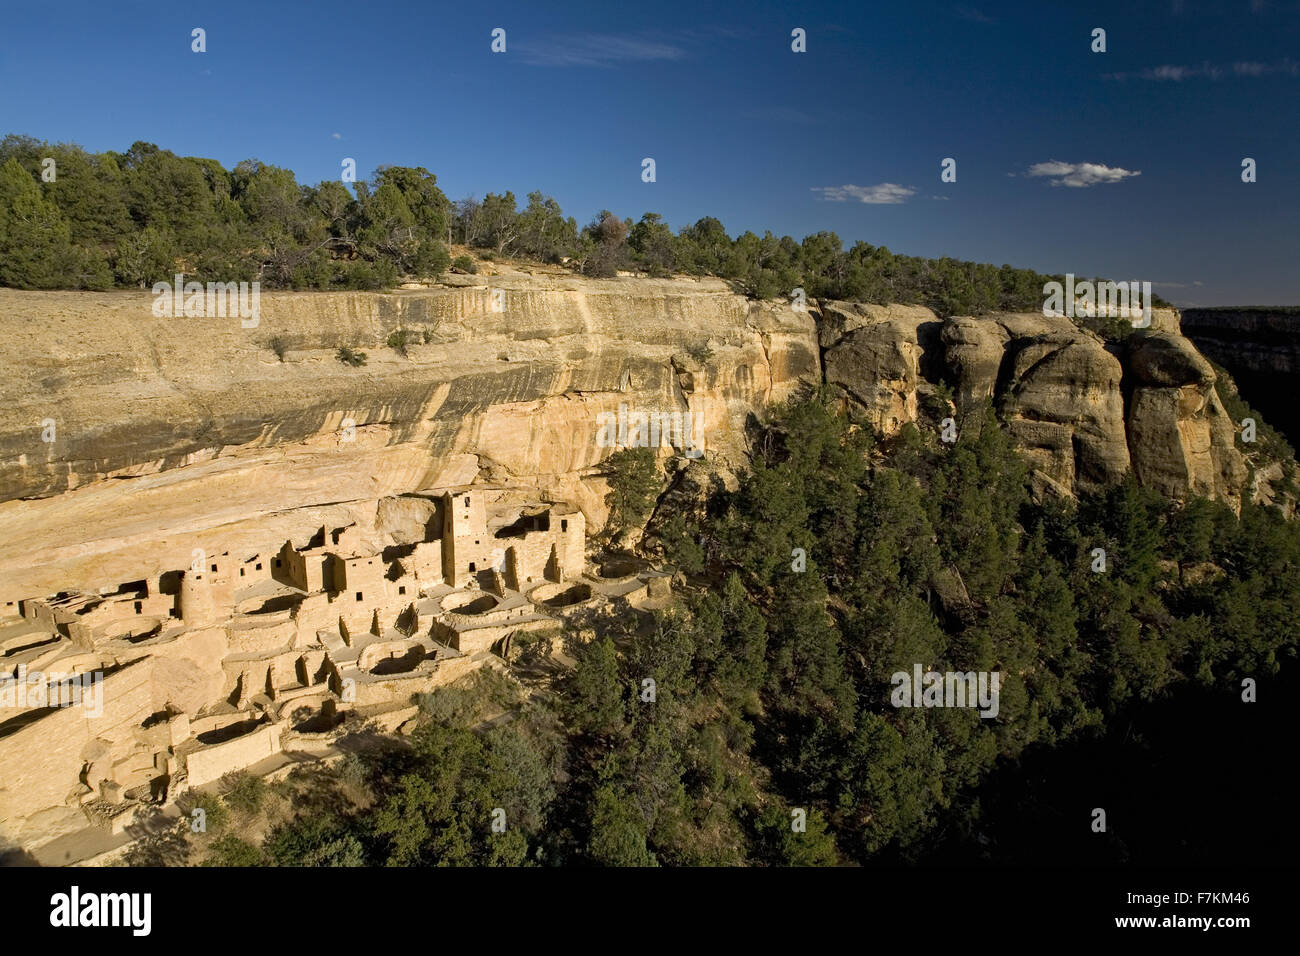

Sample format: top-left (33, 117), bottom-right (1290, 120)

top-left (0, 661), bottom-right (156, 848)
top-left (184, 722), bottom-right (281, 788)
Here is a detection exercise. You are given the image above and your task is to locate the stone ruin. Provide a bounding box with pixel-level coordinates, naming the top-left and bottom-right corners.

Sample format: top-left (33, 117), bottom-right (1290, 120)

top-left (0, 487), bottom-right (670, 860)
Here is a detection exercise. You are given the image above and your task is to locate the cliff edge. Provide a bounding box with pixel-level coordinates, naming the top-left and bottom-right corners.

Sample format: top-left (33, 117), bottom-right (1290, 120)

top-left (0, 275), bottom-right (1279, 600)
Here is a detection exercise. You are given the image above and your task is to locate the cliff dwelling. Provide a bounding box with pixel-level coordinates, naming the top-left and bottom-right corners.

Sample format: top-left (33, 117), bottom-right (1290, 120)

top-left (0, 487), bottom-right (670, 859)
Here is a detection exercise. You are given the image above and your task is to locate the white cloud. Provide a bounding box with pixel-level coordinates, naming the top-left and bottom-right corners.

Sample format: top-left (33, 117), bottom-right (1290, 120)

top-left (812, 183), bottom-right (917, 204)
top-left (518, 34), bottom-right (686, 68)
top-left (331, 132), bottom-right (342, 139)
top-left (1025, 160), bottom-right (1141, 188)
top-left (1107, 58), bottom-right (1297, 81)
top-left (1150, 64), bottom-right (1203, 81)
top-left (1233, 59), bottom-right (1298, 76)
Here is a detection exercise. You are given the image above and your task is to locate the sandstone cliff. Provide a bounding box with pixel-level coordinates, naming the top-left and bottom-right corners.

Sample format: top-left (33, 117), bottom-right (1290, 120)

top-left (818, 301), bottom-right (1248, 503)
top-left (0, 274), bottom-right (817, 600)
top-left (0, 274), bottom-right (1271, 601)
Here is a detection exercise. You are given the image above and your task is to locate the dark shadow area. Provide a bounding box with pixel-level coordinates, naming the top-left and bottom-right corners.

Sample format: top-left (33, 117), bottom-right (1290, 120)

top-left (597, 555), bottom-right (645, 578)
top-left (370, 646), bottom-right (425, 675)
top-left (126, 622), bottom-right (164, 643)
top-left (195, 717), bottom-right (263, 746)
top-left (247, 594), bottom-right (302, 615)
top-left (495, 512), bottom-right (549, 539)
top-left (542, 583), bottom-right (593, 608)
top-left (904, 661), bottom-right (1299, 866)
top-left (449, 594), bottom-right (497, 615)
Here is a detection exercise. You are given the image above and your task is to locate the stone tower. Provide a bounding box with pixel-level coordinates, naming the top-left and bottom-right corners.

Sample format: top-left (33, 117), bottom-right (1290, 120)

top-left (178, 569), bottom-right (216, 627)
top-left (441, 490), bottom-right (491, 587)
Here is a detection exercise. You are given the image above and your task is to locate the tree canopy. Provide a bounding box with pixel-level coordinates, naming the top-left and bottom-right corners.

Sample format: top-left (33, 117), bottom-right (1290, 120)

top-left (0, 133), bottom-right (1170, 314)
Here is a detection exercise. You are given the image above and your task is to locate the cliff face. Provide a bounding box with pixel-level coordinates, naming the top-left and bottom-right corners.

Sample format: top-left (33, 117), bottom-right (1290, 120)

top-left (819, 302), bottom-right (1247, 502)
top-left (0, 276), bottom-right (1261, 600)
top-left (0, 276), bottom-right (818, 599)
top-left (1181, 307), bottom-right (1300, 444)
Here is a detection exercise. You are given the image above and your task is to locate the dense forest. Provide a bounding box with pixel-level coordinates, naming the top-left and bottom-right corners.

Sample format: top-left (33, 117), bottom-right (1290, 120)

top-left (124, 392), bottom-right (1298, 867)
top-left (0, 135), bottom-right (1171, 315)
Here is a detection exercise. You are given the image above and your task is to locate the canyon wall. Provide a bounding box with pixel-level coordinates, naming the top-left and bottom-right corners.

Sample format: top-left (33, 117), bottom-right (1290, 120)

top-left (1181, 307), bottom-right (1300, 444)
top-left (0, 276), bottom-right (1264, 602)
top-left (0, 275), bottom-right (818, 600)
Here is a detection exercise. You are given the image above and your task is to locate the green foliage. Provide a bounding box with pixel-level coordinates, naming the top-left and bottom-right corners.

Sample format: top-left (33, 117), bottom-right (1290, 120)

top-left (602, 448), bottom-right (661, 536)
top-left (0, 157), bottom-right (111, 289)
top-left (221, 772), bottom-right (267, 815)
top-left (587, 783), bottom-right (658, 866)
top-left (110, 226), bottom-right (175, 288)
top-left (565, 637), bottom-right (625, 736)
top-left (920, 381), bottom-right (954, 424)
top-left (3, 133), bottom-right (1135, 313)
top-left (634, 393), bottom-right (1300, 862)
top-left (684, 341), bottom-right (714, 364)
top-left (629, 212), bottom-right (676, 276)
top-left (134, 386), bottom-right (1300, 869)
top-left (264, 813), bottom-right (366, 866)
top-left (336, 346), bottom-right (367, 367)
top-left (203, 836), bottom-right (264, 867)
top-left (753, 804), bottom-right (840, 866)
top-left (179, 789), bottom-right (228, 834)
top-left (578, 210), bottom-right (629, 277)
top-left (386, 328), bottom-right (411, 356)
top-left (0, 138), bottom-right (447, 291)
top-left (451, 254), bottom-right (477, 274)
top-left (512, 191), bottom-right (577, 262)
top-left (657, 512), bottom-right (705, 575)
top-left (366, 719), bottom-right (550, 866)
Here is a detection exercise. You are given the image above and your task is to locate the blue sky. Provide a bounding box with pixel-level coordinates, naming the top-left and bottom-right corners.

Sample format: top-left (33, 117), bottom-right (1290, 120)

top-left (2, 0), bottom-right (1298, 304)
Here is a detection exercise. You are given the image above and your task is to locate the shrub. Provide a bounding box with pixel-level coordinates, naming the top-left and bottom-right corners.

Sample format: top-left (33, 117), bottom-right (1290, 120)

top-left (221, 772), bottom-right (267, 815)
top-left (264, 813), bottom-right (366, 867)
top-left (413, 241), bottom-right (450, 279)
top-left (685, 341), bottom-right (714, 364)
top-left (203, 835), bottom-right (263, 867)
top-left (268, 336), bottom-right (287, 361)
top-left (386, 328), bottom-right (411, 356)
top-left (177, 789), bottom-right (228, 834)
top-left (602, 448), bottom-right (662, 537)
top-left (452, 255), bottom-right (477, 274)
top-left (337, 346), bottom-right (367, 367)
top-left (920, 381), bottom-right (954, 423)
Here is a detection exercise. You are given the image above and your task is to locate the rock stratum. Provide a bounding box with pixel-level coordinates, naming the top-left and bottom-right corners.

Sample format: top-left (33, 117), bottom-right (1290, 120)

top-left (0, 273), bottom-right (1269, 602)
